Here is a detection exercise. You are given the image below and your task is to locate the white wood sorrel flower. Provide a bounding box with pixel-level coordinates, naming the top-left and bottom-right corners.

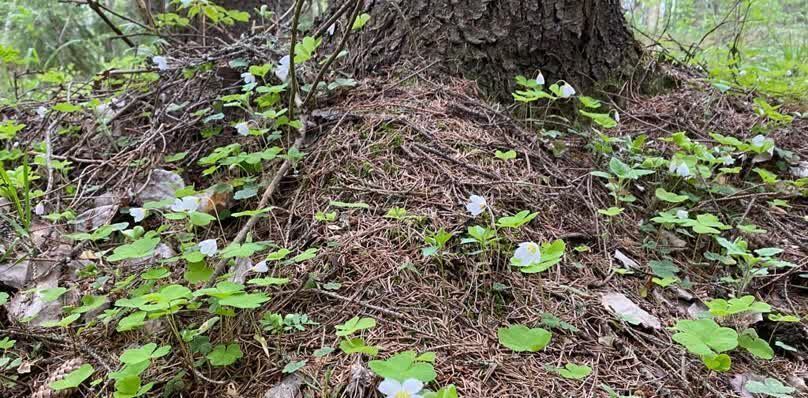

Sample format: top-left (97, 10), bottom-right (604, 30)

top-left (559, 82), bottom-right (576, 98)
top-left (535, 71), bottom-right (545, 85)
top-left (171, 196), bottom-right (200, 213)
top-left (152, 56), bottom-right (168, 71)
top-left (465, 195), bottom-right (487, 217)
top-left (513, 241), bottom-right (542, 267)
top-left (241, 72), bottom-right (255, 85)
top-left (198, 239), bottom-right (218, 257)
top-left (378, 379), bottom-right (424, 398)
top-left (235, 121), bottom-right (250, 136)
top-left (130, 207), bottom-right (147, 223)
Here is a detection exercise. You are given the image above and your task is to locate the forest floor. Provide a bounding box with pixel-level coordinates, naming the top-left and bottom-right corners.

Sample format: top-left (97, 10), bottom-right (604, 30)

top-left (1, 41), bottom-right (807, 398)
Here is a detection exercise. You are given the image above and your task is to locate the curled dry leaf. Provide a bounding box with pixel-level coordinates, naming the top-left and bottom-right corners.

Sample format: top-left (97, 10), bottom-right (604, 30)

top-left (614, 249), bottom-right (641, 270)
top-left (601, 292), bottom-right (662, 330)
top-left (71, 204), bottom-right (119, 232)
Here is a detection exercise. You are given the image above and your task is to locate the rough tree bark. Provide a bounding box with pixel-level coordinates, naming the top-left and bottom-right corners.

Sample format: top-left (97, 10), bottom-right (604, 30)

top-left (350, 0), bottom-right (642, 98)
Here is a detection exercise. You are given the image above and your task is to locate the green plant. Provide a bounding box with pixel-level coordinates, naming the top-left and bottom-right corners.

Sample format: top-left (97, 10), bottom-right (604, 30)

top-left (497, 324), bottom-right (552, 352)
top-left (368, 351), bottom-right (437, 383)
top-left (545, 363), bottom-right (592, 380)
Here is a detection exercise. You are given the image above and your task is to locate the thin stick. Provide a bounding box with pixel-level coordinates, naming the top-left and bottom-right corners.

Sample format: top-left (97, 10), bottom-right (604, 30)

top-left (206, 132), bottom-right (306, 286)
top-left (302, 0), bottom-right (362, 108)
top-left (286, 0), bottom-right (307, 123)
top-left (83, 0), bottom-right (136, 48)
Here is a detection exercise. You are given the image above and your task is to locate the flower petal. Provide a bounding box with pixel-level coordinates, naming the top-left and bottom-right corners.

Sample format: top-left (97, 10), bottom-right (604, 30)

top-left (378, 379), bottom-right (402, 395)
top-left (402, 379), bottom-right (423, 394)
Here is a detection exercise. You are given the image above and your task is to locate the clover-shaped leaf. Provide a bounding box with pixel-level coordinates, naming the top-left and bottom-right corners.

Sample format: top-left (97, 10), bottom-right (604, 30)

top-left (207, 343), bottom-right (243, 366)
top-left (497, 325), bottom-right (552, 352)
top-left (706, 295), bottom-right (771, 317)
top-left (335, 316), bottom-right (377, 337)
top-left (50, 364), bottom-right (94, 390)
top-left (745, 377), bottom-right (796, 398)
top-left (546, 363), bottom-right (592, 380)
top-left (672, 319), bottom-right (737, 357)
top-left (368, 351), bottom-right (437, 383)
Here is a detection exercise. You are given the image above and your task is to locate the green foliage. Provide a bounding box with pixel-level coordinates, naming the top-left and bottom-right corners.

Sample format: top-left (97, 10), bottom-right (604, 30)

top-left (545, 363), bottom-right (592, 380)
top-left (705, 295), bottom-right (771, 317)
top-left (510, 239), bottom-right (565, 273)
top-left (335, 317), bottom-right (377, 337)
top-left (206, 343), bottom-right (243, 366)
top-left (497, 325), bottom-right (552, 352)
top-left (745, 378), bottom-right (796, 398)
top-left (50, 364), bottom-right (94, 390)
top-left (368, 351), bottom-right (437, 383)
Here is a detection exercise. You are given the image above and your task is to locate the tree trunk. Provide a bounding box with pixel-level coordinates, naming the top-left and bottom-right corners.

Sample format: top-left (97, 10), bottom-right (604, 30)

top-left (351, 0), bottom-right (641, 99)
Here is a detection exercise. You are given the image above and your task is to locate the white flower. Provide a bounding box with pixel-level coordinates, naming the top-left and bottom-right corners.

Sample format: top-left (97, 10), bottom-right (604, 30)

top-left (327, 23), bottom-right (336, 36)
top-left (235, 122), bottom-right (250, 136)
top-left (513, 241), bottom-right (542, 267)
top-left (180, 0), bottom-right (193, 6)
top-left (676, 209), bottom-right (689, 220)
top-left (751, 134), bottom-right (766, 147)
top-left (722, 156), bottom-right (735, 166)
top-left (275, 55), bottom-right (290, 81)
top-left (252, 260), bottom-right (268, 273)
top-left (171, 196), bottom-right (200, 213)
top-left (152, 56), bottom-right (168, 71)
top-left (130, 207), bottom-right (147, 223)
top-left (241, 72), bottom-right (255, 85)
top-left (465, 195), bottom-right (487, 217)
top-left (35, 106), bottom-right (47, 119)
top-left (198, 239), bottom-right (218, 257)
top-left (613, 111), bottom-right (620, 123)
top-left (378, 379), bottom-right (424, 398)
top-left (34, 203), bottom-right (45, 216)
top-left (535, 71), bottom-right (545, 86)
top-left (669, 161), bottom-right (691, 177)
top-left (559, 82), bottom-right (576, 98)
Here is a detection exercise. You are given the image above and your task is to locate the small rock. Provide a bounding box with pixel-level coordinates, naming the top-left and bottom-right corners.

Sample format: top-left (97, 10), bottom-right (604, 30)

top-left (134, 169), bottom-right (185, 204)
top-left (264, 374), bottom-right (302, 398)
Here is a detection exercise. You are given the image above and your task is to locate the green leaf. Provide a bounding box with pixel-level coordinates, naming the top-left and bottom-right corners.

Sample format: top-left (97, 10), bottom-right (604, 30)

top-left (117, 311), bottom-right (147, 332)
top-left (548, 363), bottom-right (592, 380)
top-left (120, 343), bottom-right (171, 364)
top-left (329, 200), bottom-right (369, 209)
top-left (352, 13), bottom-right (371, 30)
top-left (497, 325), bottom-right (552, 352)
top-left (368, 351), bottom-right (437, 383)
top-left (52, 102), bottom-right (82, 113)
top-left (577, 96), bottom-right (602, 109)
top-left (40, 287), bottom-right (68, 302)
top-left (672, 319), bottom-right (738, 357)
top-left (745, 377), bottom-right (796, 398)
top-left (702, 353), bottom-right (731, 372)
top-left (598, 207), bottom-right (624, 216)
top-left (0, 292), bottom-right (8, 305)
top-left (107, 236), bottom-right (161, 262)
top-left (248, 277), bottom-right (290, 287)
top-left (50, 364), bottom-right (94, 390)
top-left (189, 211), bottom-right (216, 226)
top-left (706, 295), bottom-right (771, 317)
top-left (496, 210), bottom-right (538, 228)
top-left (494, 149), bottom-right (517, 160)
top-left (335, 316), bottom-right (377, 337)
top-left (513, 239), bottom-right (566, 273)
top-left (206, 343), bottom-right (243, 366)
top-left (282, 360), bottom-right (307, 374)
top-left (655, 188), bottom-right (688, 203)
top-left (738, 328), bottom-right (774, 359)
top-left (339, 337), bottom-right (379, 356)
top-left (580, 110), bottom-right (617, 128)
top-left (291, 248), bottom-right (318, 263)
top-left (220, 242), bottom-right (265, 259)
top-left (184, 262), bottom-right (213, 284)
top-left (218, 292), bottom-right (270, 309)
